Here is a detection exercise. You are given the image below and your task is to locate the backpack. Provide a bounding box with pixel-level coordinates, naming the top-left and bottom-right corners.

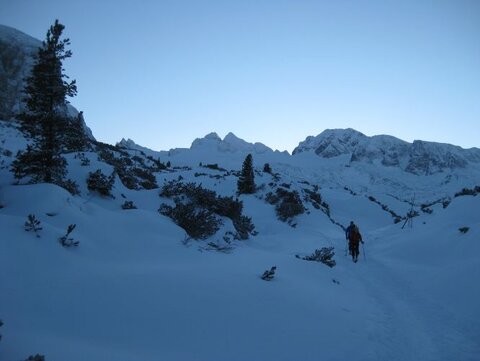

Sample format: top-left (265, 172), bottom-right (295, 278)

top-left (349, 226), bottom-right (361, 242)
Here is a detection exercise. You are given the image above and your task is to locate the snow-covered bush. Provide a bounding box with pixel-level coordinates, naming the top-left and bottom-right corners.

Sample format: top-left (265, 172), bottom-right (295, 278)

top-left (266, 188), bottom-right (305, 222)
top-left (59, 224), bottom-right (79, 247)
top-left (95, 144), bottom-right (158, 190)
top-left (233, 215), bottom-right (257, 239)
top-left (121, 200), bottom-right (137, 210)
top-left (263, 163), bottom-right (272, 173)
top-left (202, 163), bottom-right (227, 171)
top-left (160, 180), bottom-right (256, 239)
top-left (87, 169), bottom-right (115, 197)
top-left (454, 186), bottom-right (480, 197)
top-left (24, 214), bottom-right (42, 237)
top-left (159, 202), bottom-right (222, 240)
top-left (303, 188), bottom-right (322, 209)
top-left (297, 247), bottom-right (336, 268)
top-left (25, 355), bottom-right (45, 361)
top-left (59, 178), bottom-right (80, 195)
top-left (75, 152), bottom-right (90, 166)
top-left (261, 266), bottom-right (276, 281)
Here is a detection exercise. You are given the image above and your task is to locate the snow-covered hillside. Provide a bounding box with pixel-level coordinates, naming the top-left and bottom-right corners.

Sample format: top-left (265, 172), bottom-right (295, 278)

top-left (1, 117), bottom-right (479, 361)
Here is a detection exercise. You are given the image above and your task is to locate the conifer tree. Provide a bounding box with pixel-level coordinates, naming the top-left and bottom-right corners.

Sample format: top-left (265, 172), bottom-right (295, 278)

top-left (237, 153), bottom-right (255, 194)
top-left (12, 20), bottom-right (77, 185)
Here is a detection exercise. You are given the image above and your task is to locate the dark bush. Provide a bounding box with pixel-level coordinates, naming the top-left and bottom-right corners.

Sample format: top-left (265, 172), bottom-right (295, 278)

top-left (25, 355), bottom-right (45, 361)
top-left (121, 201), bottom-right (137, 210)
top-left (160, 180), bottom-right (255, 239)
top-left (297, 247), bottom-right (336, 268)
top-left (159, 202), bottom-right (222, 239)
top-left (454, 186), bottom-right (480, 197)
top-left (87, 169), bottom-right (115, 197)
top-left (261, 266), bottom-right (276, 281)
top-left (459, 227), bottom-right (470, 234)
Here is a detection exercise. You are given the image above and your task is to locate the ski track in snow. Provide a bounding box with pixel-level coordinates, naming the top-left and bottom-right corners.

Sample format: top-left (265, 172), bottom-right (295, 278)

top-left (350, 254), bottom-right (480, 361)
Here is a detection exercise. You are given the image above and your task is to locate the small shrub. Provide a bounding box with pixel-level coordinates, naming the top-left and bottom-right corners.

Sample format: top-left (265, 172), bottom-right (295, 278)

top-left (261, 266), bottom-right (276, 281)
top-left (203, 163), bottom-right (227, 171)
top-left (304, 188), bottom-right (322, 209)
top-left (263, 163), bottom-right (272, 173)
top-left (121, 201), bottom-right (137, 210)
top-left (75, 152), bottom-right (90, 166)
top-left (297, 247), bottom-right (336, 268)
top-left (59, 224), bottom-right (79, 247)
top-left (459, 227), bottom-right (470, 234)
top-left (159, 202), bottom-right (222, 240)
top-left (275, 190), bottom-right (304, 222)
top-left (87, 169), bottom-right (115, 197)
top-left (160, 180), bottom-right (256, 239)
top-left (60, 178), bottom-right (80, 195)
top-left (233, 215), bottom-right (256, 240)
top-left (454, 186), bottom-right (480, 197)
top-left (25, 214), bottom-right (42, 237)
top-left (25, 355), bottom-right (45, 361)
top-left (266, 188), bottom-right (305, 223)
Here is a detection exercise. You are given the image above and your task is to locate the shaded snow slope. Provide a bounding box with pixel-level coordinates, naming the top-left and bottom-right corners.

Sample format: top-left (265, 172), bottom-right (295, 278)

top-left (1, 166), bottom-right (479, 361)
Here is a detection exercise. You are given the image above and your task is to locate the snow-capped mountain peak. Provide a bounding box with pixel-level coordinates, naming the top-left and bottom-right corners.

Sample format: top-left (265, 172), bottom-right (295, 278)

top-left (191, 132), bottom-right (273, 154)
top-left (294, 128), bottom-right (480, 175)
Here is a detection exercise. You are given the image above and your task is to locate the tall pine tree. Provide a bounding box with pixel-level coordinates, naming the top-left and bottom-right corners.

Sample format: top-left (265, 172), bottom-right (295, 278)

top-left (12, 20), bottom-right (77, 185)
top-left (237, 153), bottom-right (255, 194)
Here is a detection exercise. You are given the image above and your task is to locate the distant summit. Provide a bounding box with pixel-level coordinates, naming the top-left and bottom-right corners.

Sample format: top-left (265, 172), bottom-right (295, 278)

top-left (191, 132), bottom-right (275, 155)
top-left (293, 128), bottom-right (480, 175)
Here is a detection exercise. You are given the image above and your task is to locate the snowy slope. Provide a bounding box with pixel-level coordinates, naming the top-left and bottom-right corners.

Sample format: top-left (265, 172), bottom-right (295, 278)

top-left (1, 118), bottom-right (480, 361)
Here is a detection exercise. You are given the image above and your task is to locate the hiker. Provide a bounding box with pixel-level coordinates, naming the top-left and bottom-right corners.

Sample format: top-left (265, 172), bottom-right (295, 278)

top-left (346, 221), bottom-right (363, 263)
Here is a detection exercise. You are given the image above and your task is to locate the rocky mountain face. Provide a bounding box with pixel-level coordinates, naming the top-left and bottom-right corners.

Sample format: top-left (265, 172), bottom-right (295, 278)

top-left (293, 128), bottom-right (480, 175)
top-left (0, 25), bottom-right (41, 120)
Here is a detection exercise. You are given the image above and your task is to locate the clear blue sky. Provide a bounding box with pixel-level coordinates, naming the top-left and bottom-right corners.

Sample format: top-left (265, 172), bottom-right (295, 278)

top-left (1, 0), bottom-right (479, 152)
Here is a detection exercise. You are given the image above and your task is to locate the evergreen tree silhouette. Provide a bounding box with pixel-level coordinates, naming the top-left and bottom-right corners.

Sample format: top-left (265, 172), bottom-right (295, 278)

top-left (12, 20), bottom-right (77, 184)
top-left (237, 154), bottom-right (255, 194)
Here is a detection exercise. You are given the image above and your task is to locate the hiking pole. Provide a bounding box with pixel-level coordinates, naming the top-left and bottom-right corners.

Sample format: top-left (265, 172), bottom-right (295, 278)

top-left (362, 242), bottom-right (366, 262)
top-left (344, 238), bottom-right (348, 256)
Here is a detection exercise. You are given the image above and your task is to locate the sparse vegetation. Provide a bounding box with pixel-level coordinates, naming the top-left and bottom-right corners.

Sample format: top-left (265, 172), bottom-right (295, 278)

top-left (25, 355), bottom-right (45, 361)
top-left (59, 224), bottom-right (79, 247)
top-left (121, 200), bottom-right (137, 210)
top-left (261, 266), bottom-right (276, 281)
top-left (160, 180), bottom-right (256, 239)
top-left (263, 163), bottom-right (272, 173)
top-left (454, 186), bottom-right (480, 197)
top-left (87, 169), bottom-right (115, 197)
top-left (159, 202), bottom-right (222, 240)
top-left (266, 188), bottom-right (305, 223)
top-left (24, 214), bottom-right (42, 237)
top-left (296, 247), bottom-right (336, 268)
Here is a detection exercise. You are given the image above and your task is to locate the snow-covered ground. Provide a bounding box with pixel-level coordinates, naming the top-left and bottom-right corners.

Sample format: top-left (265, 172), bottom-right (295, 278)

top-left (1, 121), bottom-right (479, 361)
